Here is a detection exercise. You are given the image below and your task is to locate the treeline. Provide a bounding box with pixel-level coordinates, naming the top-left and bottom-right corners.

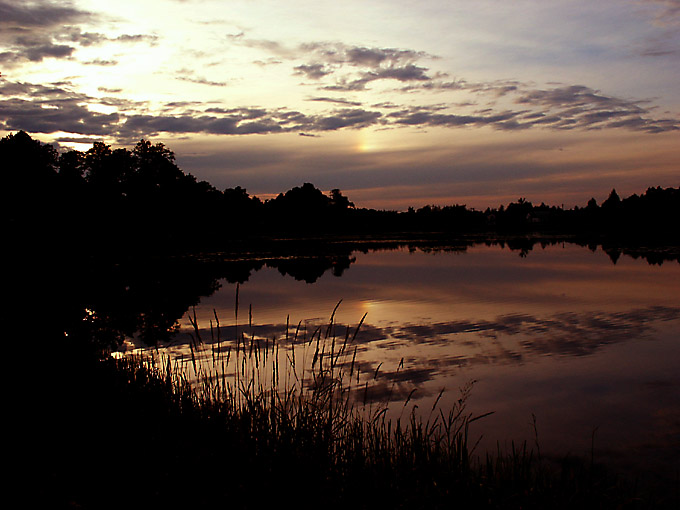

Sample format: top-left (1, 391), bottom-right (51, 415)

top-left (1, 131), bottom-right (364, 250)
top-left (2, 131), bottom-right (678, 252)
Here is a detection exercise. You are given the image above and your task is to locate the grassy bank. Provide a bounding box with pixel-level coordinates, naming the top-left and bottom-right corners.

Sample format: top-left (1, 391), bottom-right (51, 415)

top-left (26, 305), bottom-right (676, 509)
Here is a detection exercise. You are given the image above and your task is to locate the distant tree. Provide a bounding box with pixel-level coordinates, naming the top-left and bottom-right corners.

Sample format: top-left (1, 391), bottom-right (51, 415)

top-left (130, 140), bottom-right (185, 195)
top-left (223, 186), bottom-right (263, 227)
top-left (602, 188), bottom-right (621, 209)
top-left (0, 130), bottom-right (58, 184)
top-left (84, 142), bottom-right (131, 197)
top-left (59, 150), bottom-right (86, 182)
top-left (0, 130), bottom-right (59, 223)
top-left (330, 188), bottom-right (354, 209)
top-left (84, 142), bottom-right (113, 178)
top-left (270, 183), bottom-right (330, 214)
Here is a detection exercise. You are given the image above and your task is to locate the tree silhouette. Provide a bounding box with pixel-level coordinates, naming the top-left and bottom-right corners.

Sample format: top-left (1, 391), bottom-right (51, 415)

top-left (602, 188), bottom-right (621, 210)
top-left (2, 131), bottom-right (678, 248)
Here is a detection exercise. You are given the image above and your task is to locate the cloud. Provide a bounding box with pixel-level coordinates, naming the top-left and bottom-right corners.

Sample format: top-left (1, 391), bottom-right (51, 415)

top-left (98, 87), bottom-right (123, 94)
top-left (176, 76), bottom-right (228, 87)
top-left (144, 303), bottom-right (680, 396)
top-left (21, 43), bottom-right (75, 62)
top-left (307, 97), bottom-right (363, 107)
top-left (114, 34), bottom-right (159, 44)
top-left (0, 1), bottom-right (156, 66)
top-left (517, 85), bottom-right (643, 111)
top-left (386, 106), bottom-right (524, 130)
top-left (229, 35), bottom-right (437, 90)
top-left (361, 305), bottom-right (680, 361)
top-left (55, 136), bottom-right (104, 144)
top-left (294, 63), bottom-right (331, 79)
top-left (0, 80), bottom-right (132, 136)
top-left (313, 46), bottom-right (435, 90)
top-left (342, 46), bottom-right (429, 68)
top-left (58, 29), bottom-right (159, 47)
top-left (514, 84), bottom-right (678, 133)
top-left (400, 79), bottom-right (468, 93)
top-left (384, 83), bottom-right (679, 134)
top-left (115, 108), bottom-right (382, 138)
top-left (639, 0), bottom-right (680, 26)
top-left (309, 108), bottom-right (383, 130)
top-left (83, 58), bottom-right (118, 66)
top-left (172, 68), bottom-right (229, 87)
top-left (0, 78), bottom-right (386, 139)
top-left (0, 97), bottom-right (120, 136)
top-left (326, 64), bottom-right (432, 91)
top-left (0, 1), bottom-right (91, 65)
top-left (0, 0), bottom-right (90, 27)
top-left (2, 74), bottom-right (677, 141)
top-left (226, 32), bottom-right (296, 58)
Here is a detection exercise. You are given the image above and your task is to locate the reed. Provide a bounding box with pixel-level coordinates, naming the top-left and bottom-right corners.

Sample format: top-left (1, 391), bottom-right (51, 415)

top-left (39, 300), bottom-right (672, 509)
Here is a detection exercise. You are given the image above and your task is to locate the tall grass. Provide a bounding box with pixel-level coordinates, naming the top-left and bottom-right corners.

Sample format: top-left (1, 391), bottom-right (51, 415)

top-left (36, 294), bottom-right (672, 509)
top-left (96, 295), bottom-right (665, 509)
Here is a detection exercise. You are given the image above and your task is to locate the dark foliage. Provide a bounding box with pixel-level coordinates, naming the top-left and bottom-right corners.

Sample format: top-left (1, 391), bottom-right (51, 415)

top-left (3, 131), bottom-right (678, 254)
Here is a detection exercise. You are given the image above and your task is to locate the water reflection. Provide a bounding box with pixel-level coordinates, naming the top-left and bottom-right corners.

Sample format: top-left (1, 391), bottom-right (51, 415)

top-left (88, 241), bottom-right (679, 486)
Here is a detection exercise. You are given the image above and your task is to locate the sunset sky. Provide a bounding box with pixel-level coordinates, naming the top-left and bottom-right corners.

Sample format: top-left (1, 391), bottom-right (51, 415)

top-left (1, 0), bottom-right (679, 209)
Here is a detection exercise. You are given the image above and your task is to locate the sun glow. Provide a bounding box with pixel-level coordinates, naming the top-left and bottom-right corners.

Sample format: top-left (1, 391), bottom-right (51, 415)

top-left (356, 131), bottom-right (377, 153)
top-left (355, 129), bottom-right (396, 153)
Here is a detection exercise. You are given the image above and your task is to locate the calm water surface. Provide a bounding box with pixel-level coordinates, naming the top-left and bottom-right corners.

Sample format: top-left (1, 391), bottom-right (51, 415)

top-left (134, 243), bottom-right (680, 480)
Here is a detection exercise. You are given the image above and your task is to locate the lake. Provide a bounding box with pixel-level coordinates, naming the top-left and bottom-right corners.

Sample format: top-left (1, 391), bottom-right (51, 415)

top-left (120, 240), bottom-right (680, 487)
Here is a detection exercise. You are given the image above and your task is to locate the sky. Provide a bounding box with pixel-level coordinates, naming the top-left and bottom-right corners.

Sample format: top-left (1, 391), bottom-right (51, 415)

top-left (1, 0), bottom-right (679, 210)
